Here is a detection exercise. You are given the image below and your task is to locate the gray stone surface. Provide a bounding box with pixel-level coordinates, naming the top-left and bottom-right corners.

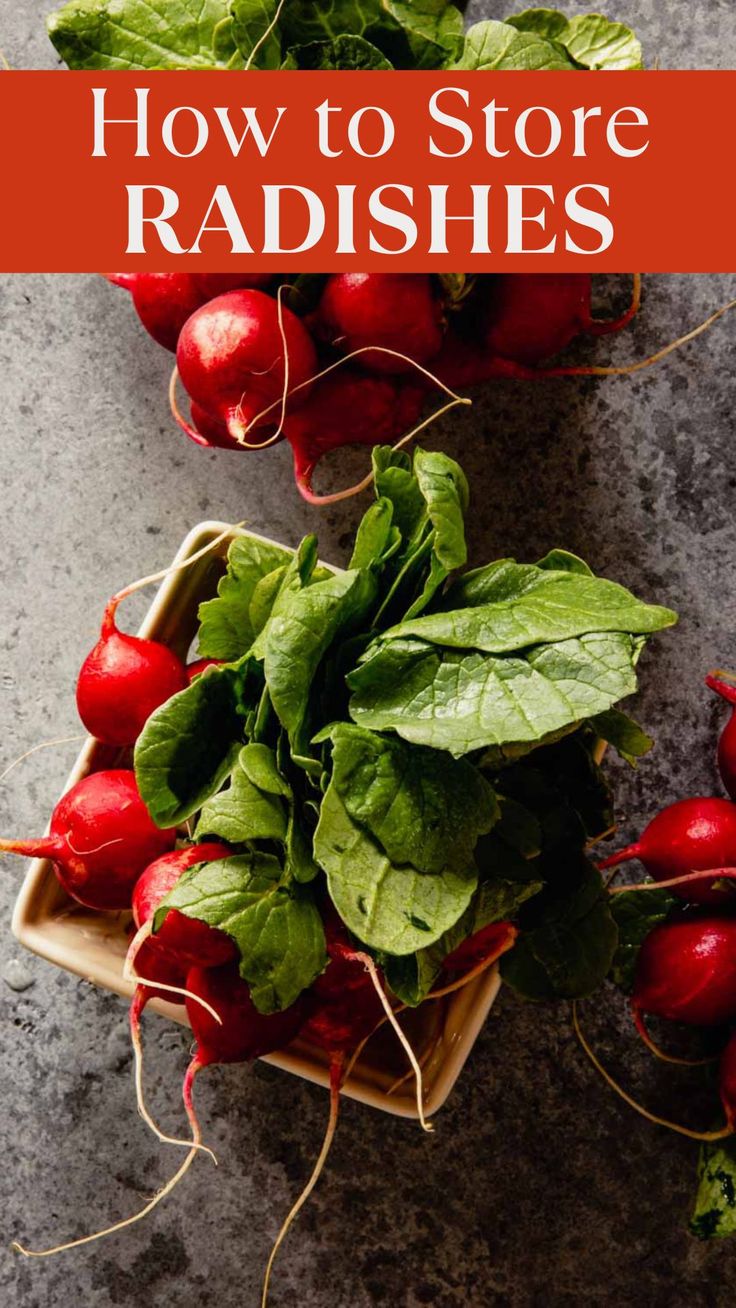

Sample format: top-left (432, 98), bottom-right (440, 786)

top-left (1, 3), bottom-right (735, 1305)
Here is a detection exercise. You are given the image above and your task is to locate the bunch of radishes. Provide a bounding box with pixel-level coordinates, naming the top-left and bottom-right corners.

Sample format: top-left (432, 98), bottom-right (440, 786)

top-left (109, 271), bottom-right (638, 502)
top-left (2, 574), bottom-right (513, 1273)
top-left (590, 673), bottom-right (736, 1144)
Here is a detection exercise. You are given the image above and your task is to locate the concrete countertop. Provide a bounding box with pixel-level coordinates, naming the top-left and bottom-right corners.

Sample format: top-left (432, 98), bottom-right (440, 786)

top-left (1, 2), bottom-right (735, 1304)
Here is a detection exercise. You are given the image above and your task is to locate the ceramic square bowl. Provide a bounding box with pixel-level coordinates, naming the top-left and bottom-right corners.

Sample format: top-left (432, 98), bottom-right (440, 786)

top-left (12, 523), bottom-right (502, 1119)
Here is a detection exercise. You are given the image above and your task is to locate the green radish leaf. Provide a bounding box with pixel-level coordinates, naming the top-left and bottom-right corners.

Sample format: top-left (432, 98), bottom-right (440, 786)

top-left (135, 657), bottom-right (256, 827)
top-left (384, 875), bottom-right (541, 1005)
top-left (501, 858), bottom-right (617, 999)
top-left (264, 568), bottom-right (377, 757)
top-left (387, 0), bottom-right (464, 68)
top-left (536, 549), bottom-right (594, 577)
top-left (198, 535), bottom-right (292, 661)
top-left (690, 1138), bottom-right (736, 1240)
top-left (387, 561), bottom-right (677, 652)
top-left (349, 498), bottom-right (400, 571)
top-left (507, 9), bottom-right (643, 70)
top-left (155, 853), bottom-right (326, 1012)
top-left (195, 746), bottom-right (287, 844)
top-left (248, 566), bottom-right (288, 641)
top-left (249, 535), bottom-right (327, 660)
top-left (348, 631), bottom-right (643, 757)
top-left (314, 784), bottom-right (476, 954)
top-left (590, 708), bottom-right (654, 767)
top-left (326, 722), bottom-right (498, 874)
top-left (608, 885), bottom-right (676, 991)
top-left (48, 0), bottom-right (244, 69)
top-left (282, 34), bottom-right (393, 69)
top-left (453, 19), bottom-right (577, 70)
top-left (275, 0), bottom-right (460, 69)
top-left (239, 741), bottom-right (292, 797)
top-left (230, 0), bottom-right (282, 68)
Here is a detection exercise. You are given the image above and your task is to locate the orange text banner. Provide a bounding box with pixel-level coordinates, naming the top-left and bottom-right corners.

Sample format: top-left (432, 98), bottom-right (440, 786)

top-left (0, 70), bottom-right (733, 271)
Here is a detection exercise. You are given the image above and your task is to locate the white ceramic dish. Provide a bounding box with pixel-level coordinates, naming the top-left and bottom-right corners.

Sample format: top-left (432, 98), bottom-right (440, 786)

top-left (12, 522), bottom-right (502, 1120)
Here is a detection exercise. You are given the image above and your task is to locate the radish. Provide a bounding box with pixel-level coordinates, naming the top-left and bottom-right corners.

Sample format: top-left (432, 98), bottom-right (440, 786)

top-left (481, 273), bottom-right (633, 367)
top-left (706, 673), bottom-right (736, 801)
top-left (0, 768), bottom-right (175, 910)
top-left (719, 1031), bottom-right (736, 1131)
top-left (76, 594), bottom-right (188, 747)
top-left (107, 273), bottom-right (272, 352)
top-left (174, 289), bottom-right (317, 447)
top-left (315, 273), bottom-right (444, 375)
top-left (186, 658), bottom-right (225, 682)
top-left (282, 369), bottom-right (425, 503)
top-left (132, 843), bottom-right (236, 969)
top-left (598, 798), bottom-right (736, 905)
top-left (106, 273), bottom-right (205, 352)
top-left (632, 916), bottom-right (736, 1029)
top-left (437, 921), bottom-right (518, 983)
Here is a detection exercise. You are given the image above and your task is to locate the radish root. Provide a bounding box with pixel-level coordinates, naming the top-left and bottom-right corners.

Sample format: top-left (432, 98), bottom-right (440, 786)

top-left (543, 295), bottom-right (736, 379)
top-left (261, 1057), bottom-right (343, 1308)
top-left (129, 989), bottom-right (217, 1162)
top-left (572, 1002), bottom-right (731, 1143)
top-left (607, 867), bottom-right (736, 896)
top-left (12, 1117), bottom-right (205, 1257)
top-left (112, 521), bottom-right (247, 610)
top-left (0, 736), bottom-right (85, 785)
top-left (632, 1004), bottom-right (717, 1068)
top-left (350, 949), bottom-right (432, 1132)
top-left (124, 921), bottom-right (224, 1023)
top-left (244, 0), bottom-right (286, 71)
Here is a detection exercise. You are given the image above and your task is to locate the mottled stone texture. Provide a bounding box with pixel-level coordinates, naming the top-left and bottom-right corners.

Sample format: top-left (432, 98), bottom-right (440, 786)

top-left (0, 2), bottom-right (735, 1305)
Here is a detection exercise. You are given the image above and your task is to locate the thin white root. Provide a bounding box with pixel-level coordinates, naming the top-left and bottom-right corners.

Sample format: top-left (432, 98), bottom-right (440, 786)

top-left (123, 921), bottom-right (223, 1025)
top-left (113, 522), bottom-right (248, 607)
top-left (572, 1002), bottom-right (731, 1143)
top-left (12, 1138), bottom-right (201, 1257)
top-left (244, 0), bottom-right (286, 71)
top-left (550, 295), bottom-right (736, 378)
top-left (260, 1072), bottom-right (341, 1308)
top-left (351, 951), bottom-right (433, 1133)
top-left (130, 1000), bottom-right (217, 1163)
top-left (0, 736), bottom-right (85, 785)
top-left (607, 867), bottom-right (736, 895)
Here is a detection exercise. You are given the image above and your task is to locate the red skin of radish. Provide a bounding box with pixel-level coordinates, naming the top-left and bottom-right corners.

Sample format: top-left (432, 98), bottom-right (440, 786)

top-left (598, 798), bottom-right (736, 906)
top-left (301, 912), bottom-right (384, 1055)
top-left (440, 921), bottom-right (517, 978)
top-left (316, 273), bottom-right (444, 375)
top-left (133, 843), bottom-right (236, 969)
top-left (633, 915), bottom-right (736, 1027)
top-left (131, 937), bottom-right (187, 1005)
top-left (107, 273), bottom-right (272, 352)
top-left (76, 599), bottom-right (188, 747)
top-left (483, 274), bottom-right (593, 367)
top-left (282, 370), bottom-right (425, 501)
top-left (185, 963), bottom-right (306, 1066)
top-left (706, 675), bottom-right (736, 802)
top-left (719, 1030), bottom-right (736, 1130)
top-left (186, 658), bottom-right (225, 683)
top-left (176, 289), bottom-right (317, 445)
top-left (0, 768), bottom-right (175, 910)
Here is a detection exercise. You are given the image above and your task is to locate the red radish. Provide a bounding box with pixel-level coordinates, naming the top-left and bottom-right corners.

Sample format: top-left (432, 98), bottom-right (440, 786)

top-left (282, 370), bottom-right (425, 503)
top-left (719, 1031), bottom-right (736, 1130)
top-left (175, 290), bottom-right (317, 446)
top-left (482, 274), bottom-right (595, 367)
top-left (0, 769), bottom-right (175, 910)
top-left (133, 843), bottom-right (236, 969)
top-left (187, 658), bottom-right (225, 682)
top-left (706, 673), bottom-right (736, 801)
top-left (632, 915), bottom-right (736, 1029)
top-left (438, 921), bottom-right (517, 981)
top-left (106, 273), bottom-right (205, 351)
top-left (316, 273), bottom-right (444, 375)
top-left (598, 798), bottom-right (736, 905)
top-left (76, 595), bottom-right (188, 747)
top-left (107, 273), bottom-right (272, 352)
